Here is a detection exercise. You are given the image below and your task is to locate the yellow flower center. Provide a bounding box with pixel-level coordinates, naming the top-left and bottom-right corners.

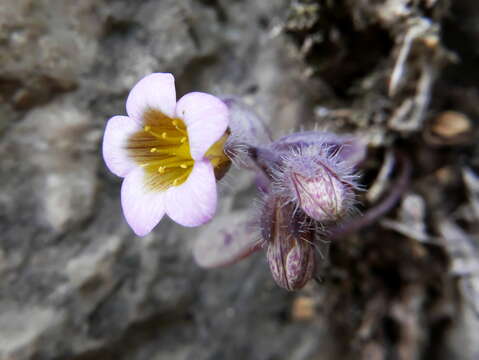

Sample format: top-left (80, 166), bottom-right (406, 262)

top-left (127, 109), bottom-right (230, 191)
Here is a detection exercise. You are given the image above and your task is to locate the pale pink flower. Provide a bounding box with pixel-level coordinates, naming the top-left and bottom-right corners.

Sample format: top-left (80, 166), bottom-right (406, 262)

top-left (102, 73), bottom-right (230, 236)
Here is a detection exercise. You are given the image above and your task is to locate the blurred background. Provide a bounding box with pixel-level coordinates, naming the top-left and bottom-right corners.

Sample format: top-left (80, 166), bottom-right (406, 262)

top-left (0, 0), bottom-right (478, 359)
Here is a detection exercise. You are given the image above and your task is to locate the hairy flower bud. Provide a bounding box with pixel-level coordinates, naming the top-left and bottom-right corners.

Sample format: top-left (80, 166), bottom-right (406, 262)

top-left (270, 132), bottom-right (363, 223)
top-left (262, 195), bottom-right (316, 291)
top-left (288, 157), bottom-right (356, 222)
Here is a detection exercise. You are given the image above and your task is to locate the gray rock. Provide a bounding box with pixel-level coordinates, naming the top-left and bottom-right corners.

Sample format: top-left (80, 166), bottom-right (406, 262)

top-left (0, 0), bottom-right (103, 110)
top-left (0, 0), bottom-right (478, 359)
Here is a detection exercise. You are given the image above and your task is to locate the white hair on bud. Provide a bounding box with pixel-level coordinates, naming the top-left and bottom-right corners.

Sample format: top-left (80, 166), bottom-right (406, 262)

top-left (267, 133), bottom-right (363, 223)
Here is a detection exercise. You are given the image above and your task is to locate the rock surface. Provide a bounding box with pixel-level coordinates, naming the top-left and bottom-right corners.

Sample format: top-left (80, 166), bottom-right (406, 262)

top-left (0, 0), bottom-right (478, 360)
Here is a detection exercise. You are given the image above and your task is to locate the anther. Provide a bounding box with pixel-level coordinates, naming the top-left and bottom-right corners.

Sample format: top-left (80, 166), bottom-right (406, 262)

top-left (161, 132), bottom-right (167, 139)
top-left (180, 137), bottom-right (187, 143)
top-left (173, 179), bottom-right (179, 186)
top-left (150, 148), bottom-right (157, 153)
top-left (158, 166), bottom-right (165, 173)
top-left (180, 164), bottom-right (188, 169)
top-left (144, 125), bottom-right (151, 132)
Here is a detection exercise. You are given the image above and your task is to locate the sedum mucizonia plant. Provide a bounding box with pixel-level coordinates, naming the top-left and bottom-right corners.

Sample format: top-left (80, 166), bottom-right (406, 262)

top-left (102, 73), bottom-right (365, 291)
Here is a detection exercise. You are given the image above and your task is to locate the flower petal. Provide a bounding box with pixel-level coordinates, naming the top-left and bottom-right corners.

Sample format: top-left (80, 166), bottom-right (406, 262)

top-left (121, 167), bottom-right (167, 236)
top-left (126, 73), bottom-right (176, 123)
top-left (165, 160), bottom-right (217, 227)
top-left (102, 115), bottom-right (140, 177)
top-left (175, 92), bottom-right (229, 160)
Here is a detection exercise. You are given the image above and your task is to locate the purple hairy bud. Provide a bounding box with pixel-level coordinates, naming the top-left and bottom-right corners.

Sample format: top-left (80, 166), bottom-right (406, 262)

top-left (262, 195), bottom-right (316, 291)
top-left (271, 132), bottom-right (363, 222)
top-left (286, 155), bottom-right (357, 222)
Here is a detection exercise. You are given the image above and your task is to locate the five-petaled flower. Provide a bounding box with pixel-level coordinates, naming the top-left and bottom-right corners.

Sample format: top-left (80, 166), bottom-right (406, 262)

top-left (103, 73), bottom-right (230, 236)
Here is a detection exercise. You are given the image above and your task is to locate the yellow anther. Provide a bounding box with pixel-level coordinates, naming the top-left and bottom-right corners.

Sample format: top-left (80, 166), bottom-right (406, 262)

top-left (150, 148), bottom-right (157, 153)
top-left (161, 132), bottom-right (167, 139)
top-left (173, 179), bottom-right (179, 186)
top-left (143, 125), bottom-right (151, 132)
top-left (158, 166), bottom-right (165, 173)
top-left (180, 137), bottom-right (187, 143)
top-left (180, 164), bottom-right (188, 169)
top-left (171, 120), bottom-right (178, 126)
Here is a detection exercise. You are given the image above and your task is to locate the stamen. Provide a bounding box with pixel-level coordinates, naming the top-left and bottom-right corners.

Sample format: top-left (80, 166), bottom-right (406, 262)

top-left (171, 120), bottom-right (187, 135)
top-left (139, 128), bottom-right (186, 145)
top-left (146, 129), bottom-right (168, 138)
top-left (127, 112), bottom-right (199, 190)
top-left (147, 158), bottom-right (194, 168)
top-left (133, 146), bottom-right (177, 155)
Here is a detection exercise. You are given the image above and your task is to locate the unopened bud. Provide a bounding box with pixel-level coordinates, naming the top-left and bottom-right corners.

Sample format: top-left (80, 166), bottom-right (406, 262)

top-left (262, 195), bottom-right (316, 291)
top-left (270, 132), bottom-right (362, 222)
top-left (289, 157), bottom-right (355, 222)
top-left (249, 132), bottom-right (363, 222)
